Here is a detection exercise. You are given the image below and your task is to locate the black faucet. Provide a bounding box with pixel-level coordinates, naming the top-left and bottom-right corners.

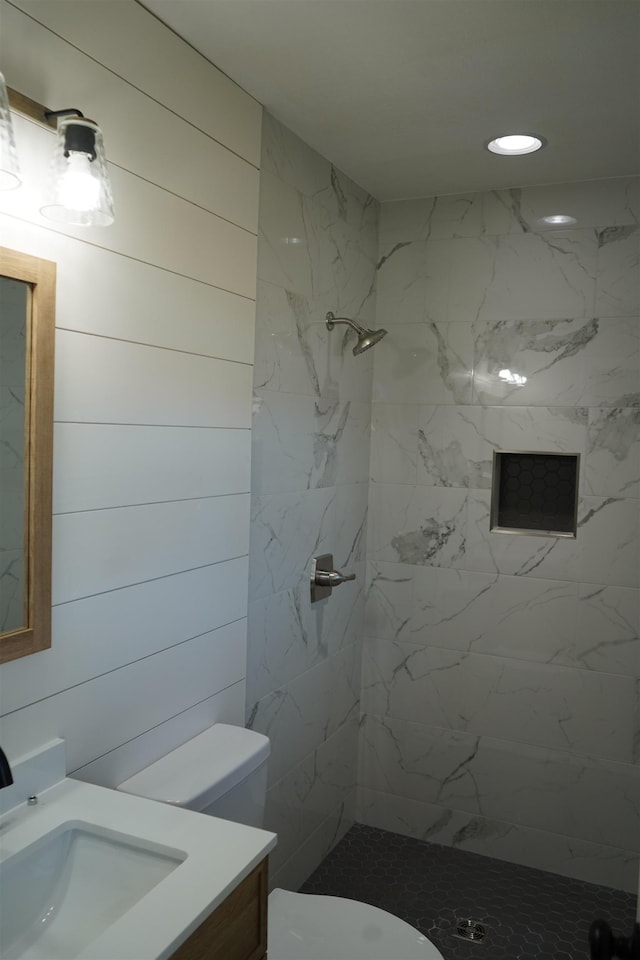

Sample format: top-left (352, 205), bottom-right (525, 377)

top-left (0, 746), bottom-right (14, 788)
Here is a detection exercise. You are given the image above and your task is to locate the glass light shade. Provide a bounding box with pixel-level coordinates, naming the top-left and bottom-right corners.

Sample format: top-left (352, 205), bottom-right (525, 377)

top-left (0, 71), bottom-right (21, 190)
top-left (40, 117), bottom-right (114, 226)
top-left (486, 134), bottom-right (545, 156)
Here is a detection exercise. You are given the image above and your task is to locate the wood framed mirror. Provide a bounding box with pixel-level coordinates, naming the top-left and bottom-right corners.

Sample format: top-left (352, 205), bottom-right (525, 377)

top-left (0, 247), bottom-right (55, 663)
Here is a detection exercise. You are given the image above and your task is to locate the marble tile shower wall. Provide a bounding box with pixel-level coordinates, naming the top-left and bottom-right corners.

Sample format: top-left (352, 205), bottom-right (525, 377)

top-left (247, 115), bottom-right (378, 890)
top-left (360, 177), bottom-right (640, 892)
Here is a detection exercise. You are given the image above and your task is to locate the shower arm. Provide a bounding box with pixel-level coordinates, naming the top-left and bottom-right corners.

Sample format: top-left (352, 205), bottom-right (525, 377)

top-left (325, 312), bottom-right (367, 335)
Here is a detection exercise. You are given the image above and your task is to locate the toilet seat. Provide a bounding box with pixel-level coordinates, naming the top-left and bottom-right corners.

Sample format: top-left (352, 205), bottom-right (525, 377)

top-left (267, 889), bottom-right (445, 960)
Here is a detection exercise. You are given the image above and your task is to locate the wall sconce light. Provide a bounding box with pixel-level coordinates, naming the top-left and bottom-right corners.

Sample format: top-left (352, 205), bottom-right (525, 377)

top-left (3, 84), bottom-right (115, 226)
top-left (40, 110), bottom-right (114, 226)
top-left (0, 72), bottom-right (21, 189)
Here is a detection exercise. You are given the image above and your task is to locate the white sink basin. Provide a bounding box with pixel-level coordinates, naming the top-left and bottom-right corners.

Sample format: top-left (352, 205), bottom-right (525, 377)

top-left (0, 821), bottom-right (185, 959)
top-left (0, 742), bottom-right (276, 960)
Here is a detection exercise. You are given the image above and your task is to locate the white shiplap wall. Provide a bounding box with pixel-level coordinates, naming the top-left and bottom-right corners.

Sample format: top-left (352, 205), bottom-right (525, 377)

top-left (0, 0), bottom-right (262, 786)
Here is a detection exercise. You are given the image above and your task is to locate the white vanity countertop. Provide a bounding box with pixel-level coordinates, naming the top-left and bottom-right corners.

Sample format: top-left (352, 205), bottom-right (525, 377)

top-left (0, 776), bottom-right (277, 960)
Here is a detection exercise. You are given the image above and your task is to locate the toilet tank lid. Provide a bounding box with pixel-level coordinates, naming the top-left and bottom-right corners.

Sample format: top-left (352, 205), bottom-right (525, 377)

top-left (116, 724), bottom-right (270, 810)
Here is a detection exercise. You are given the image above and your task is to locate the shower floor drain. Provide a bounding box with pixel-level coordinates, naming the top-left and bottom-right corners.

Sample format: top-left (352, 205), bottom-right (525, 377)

top-left (454, 918), bottom-right (488, 943)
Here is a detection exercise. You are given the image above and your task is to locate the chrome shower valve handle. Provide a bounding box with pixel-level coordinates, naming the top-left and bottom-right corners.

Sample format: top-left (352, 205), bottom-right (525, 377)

top-left (314, 569), bottom-right (356, 587)
top-left (311, 554), bottom-right (356, 603)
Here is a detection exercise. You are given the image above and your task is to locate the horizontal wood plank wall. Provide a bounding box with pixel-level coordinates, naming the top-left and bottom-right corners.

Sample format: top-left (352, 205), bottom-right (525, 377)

top-left (3, 2), bottom-right (260, 231)
top-left (7, 0), bottom-right (262, 166)
top-left (0, 0), bottom-right (261, 785)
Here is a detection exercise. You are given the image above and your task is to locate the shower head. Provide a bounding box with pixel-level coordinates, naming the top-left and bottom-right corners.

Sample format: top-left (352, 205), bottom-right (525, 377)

top-left (325, 312), bottom-right (388, 356)
top-left (353, 326), bottom-right (387, 355)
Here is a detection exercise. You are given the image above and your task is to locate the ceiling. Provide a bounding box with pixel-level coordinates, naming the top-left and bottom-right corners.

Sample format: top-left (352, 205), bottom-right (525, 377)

top-left (143, 0), bottom-right (640, 201)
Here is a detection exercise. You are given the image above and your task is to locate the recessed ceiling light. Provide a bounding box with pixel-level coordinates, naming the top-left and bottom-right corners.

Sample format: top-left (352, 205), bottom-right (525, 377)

top-left (540, 214), bottom-right (577, 225)
top-left (486, 134), bottom-right (546, 156)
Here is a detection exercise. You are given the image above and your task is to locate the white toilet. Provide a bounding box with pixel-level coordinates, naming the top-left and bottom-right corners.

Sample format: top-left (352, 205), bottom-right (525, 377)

top-left (117, 724), bottom-right (445, 960)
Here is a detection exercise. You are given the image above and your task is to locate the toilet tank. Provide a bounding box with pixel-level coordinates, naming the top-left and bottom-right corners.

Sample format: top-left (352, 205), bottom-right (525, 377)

top-left (117, 724), bottom-right (270, 828)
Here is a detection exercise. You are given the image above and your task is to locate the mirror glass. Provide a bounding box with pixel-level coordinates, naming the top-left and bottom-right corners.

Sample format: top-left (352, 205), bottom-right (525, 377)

top-left (0, 247), bottom-right (55, 664)
top-left (0, 276), bottom-right (28, 633)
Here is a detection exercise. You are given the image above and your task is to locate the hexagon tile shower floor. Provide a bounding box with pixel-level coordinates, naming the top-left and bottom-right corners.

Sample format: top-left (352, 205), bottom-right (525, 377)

top-left (300, 825), bottom-right (636, 960)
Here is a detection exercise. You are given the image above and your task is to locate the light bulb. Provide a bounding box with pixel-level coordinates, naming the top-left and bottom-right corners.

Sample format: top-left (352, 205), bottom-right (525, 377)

top-left (57, 152), bottom-right (101, 211)
top-left (40, 116), bottom-right (114, 226)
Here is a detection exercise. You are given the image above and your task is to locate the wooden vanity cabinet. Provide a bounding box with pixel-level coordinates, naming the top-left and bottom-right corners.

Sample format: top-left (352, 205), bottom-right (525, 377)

top-left (170, 858), bottom-right (268, 960)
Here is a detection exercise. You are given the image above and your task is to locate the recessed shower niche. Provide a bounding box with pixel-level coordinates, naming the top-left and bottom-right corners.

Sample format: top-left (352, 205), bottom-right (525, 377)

top-left (490, 451), bottom-right (580, 538)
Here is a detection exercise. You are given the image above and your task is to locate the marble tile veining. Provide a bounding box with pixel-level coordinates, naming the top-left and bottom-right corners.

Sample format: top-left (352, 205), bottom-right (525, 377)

top-left (361, 637), bottom-right (635, 762)
top-left (372, 323), bottom-right (473, 405)
top-left (379, 178), bottom-right (640, 243)
top-left (253, 156), bottom-right (640, 894)
top-left (253, 281), bottom-right (375, 404)
top-left (585, 407), bottom-right (640, 497)
top-left (358, 714), bottom-right (640, 853)
top-left (461, 490), bottom-right (639, 587)
top-left (472, 316), bottom-right (600, 407)
top-left (576, 584), bottom-right (639, 678)
top-left (595, 224), bottom-right (640, 317)
top-left (416, 405), bottom-right (587, 489)
top-left (364, 177), bottom-right (639, 898)
top-left (392, 232), bottom-right (598, 326)
top-left (366, 561), bottom-right (579, 666)
top-left (370, 404), bottom-right (419, 484)
top-left (252, 389), bottom-right (371, 495)
top-left (248, 113), bottom-right (376, 888)
top-left (369, 483), bottom-right (467, 568)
